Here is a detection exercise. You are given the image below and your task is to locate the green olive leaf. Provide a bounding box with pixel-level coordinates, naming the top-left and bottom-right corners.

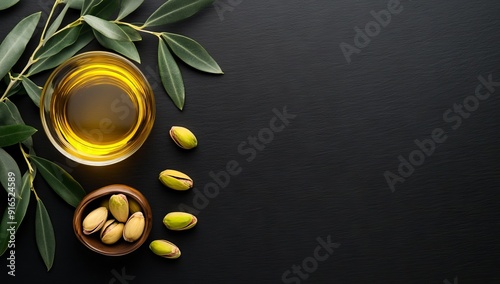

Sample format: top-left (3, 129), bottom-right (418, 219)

top-left (83, 15), bottom-right (130, 41)
top-left (2, 99), bottom-right (33, 147)
top-left (158, 39), bottom-right (185, 110)
top-left (29, 156), bottom-right (86, 208)
top-left (36, 26), bottom-right (82, 60)
top-left (144, 0), bottom-right (214, 27)
top-left (2, 75), bottom-right (25, 98)
top-left (0, 148), bottom-right (21, 199)
top-left (162, 33), bottom-right (223, 74)
top-left (119, 25), bottom-right (142, 41)
top-left (21, 77), bottom-right (41, 107)
top-left (81, 0), bottom-right (102, 15)
top-left (0, 125), bottom-right (37, 147)
top-left (3, 99), bottom-right (25, 124)
top-left (45, 3), bottom-right (70, 40)
top-left (0, 171), bottom-right (31, 256)
top-left (0, 0), bottom-right (20, 10)
top-left (0, 79), bottom-right (13, 98)
top-left (5, 81), bottom-right (23, 98)
top-left (35, 199), bottom-right (55, 271)
top-left (89, 0), bottom-right (119, 20)
top-left (94, 30), bottom-right (140, 63)
top-left (117, 0), bottom-right (144, 20)
top-left (17, 172), bottom-right (32, 225)
top-left (0, 12), bottom-right (41, 80)
top-left (64, 0), bottom-right (84, 9)
top-left (0, 212), bottom-right (11, 256)
top-left (0, 102), bottom-right (17, 125)
top-left (28, 28), bottom-right (94, 76)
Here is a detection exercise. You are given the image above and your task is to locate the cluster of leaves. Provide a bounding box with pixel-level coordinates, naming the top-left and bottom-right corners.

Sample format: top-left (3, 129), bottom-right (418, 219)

top-left (0, 0), bottom-right (220, 271)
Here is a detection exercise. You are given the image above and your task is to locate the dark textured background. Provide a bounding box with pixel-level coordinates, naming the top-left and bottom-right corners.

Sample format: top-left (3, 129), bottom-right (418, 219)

top-left (1, 0), bottom-right (500, 283)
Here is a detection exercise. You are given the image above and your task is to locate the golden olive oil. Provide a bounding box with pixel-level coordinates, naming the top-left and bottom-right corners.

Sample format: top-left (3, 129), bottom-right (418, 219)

top-left (41, 52), bottom-right (155, 165)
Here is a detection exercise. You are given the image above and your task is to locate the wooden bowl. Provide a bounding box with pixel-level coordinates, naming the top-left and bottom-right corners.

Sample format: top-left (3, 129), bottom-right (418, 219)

top-left (73, 184), bottom-right (152, 256)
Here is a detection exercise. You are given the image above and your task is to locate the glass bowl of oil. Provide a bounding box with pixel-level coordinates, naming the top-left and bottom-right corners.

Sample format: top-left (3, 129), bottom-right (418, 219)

top-left (40, 51), bottom-right (156, 166)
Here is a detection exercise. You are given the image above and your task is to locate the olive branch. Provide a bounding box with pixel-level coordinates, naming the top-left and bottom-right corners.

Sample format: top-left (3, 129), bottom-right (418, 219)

top-left (0, 0), bottom-right (221, 271)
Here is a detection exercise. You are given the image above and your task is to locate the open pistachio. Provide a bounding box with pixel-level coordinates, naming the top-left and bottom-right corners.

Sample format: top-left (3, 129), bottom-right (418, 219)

top-left (169, 126), bottom-right (198, 149)
top-left (149, 240), bottom-right (181, 259)
top-left (129, 198), bottom-right (142, 214)
top-left (100, 219), bottom-right (124, 245)
top-left (159, 169), bottom-right (193, 191)
top-left (82, 207), bottom-right (108, 235)
top-left (109, 194), bottom-right (129, 222)
top-left (163, 212), bottom-right (197, 231)
top-left (123, 212), bottom-right (145, 242)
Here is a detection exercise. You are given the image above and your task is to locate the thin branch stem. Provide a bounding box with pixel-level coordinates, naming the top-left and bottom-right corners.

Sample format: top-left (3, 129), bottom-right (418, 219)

top-left (114, 21), bottom-right (162, 37)
top-left (0, 2), bottom-right (81, 102)
top-left (31, 175), bottom-right (40, 200)
top-left (40, 0), bottom-right (60, 42)
top-left (0, 58), bottom-right (34, 102)
top-left (19, 144), bottom-right (34, 174)
top-left (19, 143), bottom-right (39, 200)
top-left (50, 18), bottom-right (83, 38)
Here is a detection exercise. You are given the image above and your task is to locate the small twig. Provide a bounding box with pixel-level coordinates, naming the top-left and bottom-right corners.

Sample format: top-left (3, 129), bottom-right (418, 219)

top-left (19, 143), bottom-right (39, 200)
top-left (19, 143), bottom-right (34, 174)
top-left (40, 0), bottom-right (60, 42)
top-left (115, 20), bottom-right (162, 37)
top-left (49, 18), bottom-right (83, 39)
top-left (0, 3), bottom-right (82, 102)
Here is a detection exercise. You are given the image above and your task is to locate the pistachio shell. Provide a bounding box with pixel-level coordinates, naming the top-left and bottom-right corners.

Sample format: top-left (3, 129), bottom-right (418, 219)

top-left (149, 240), bottom-right (181, 259)
top-left (169, 126), bottom-right (198, 149)
top-left (123, 212), bottom-right (145, 242)
top-left (159, 169), bottom-right (193, 191)
top-left (82, 207), bottom-right (108, 235)
top-left (109, 194), bottom-right (129, 222)
top-left (163, 212), bottom-right (197, 231)
top-left (100, 219), bottom-right (124, 245)
top-left (128, 198), bottom-right (142, 214)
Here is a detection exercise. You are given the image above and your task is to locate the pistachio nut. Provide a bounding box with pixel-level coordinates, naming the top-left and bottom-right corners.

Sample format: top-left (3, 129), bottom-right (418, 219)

top-left (123, 212), bottom-right (145, 242)
top-left (109, 194), bottom-right (129, 222)
top-left (169, 126), bottom-right (198, 149)
top-left (149, 240), bottom-right (181, 259)
top-left (159, 169), bottom-right (193, 191)
top-left (128, 198), bottom-right (142, 214)
top-left (82, 207), bottom-right (108, 235)
top-left (100, 219), bottom-right (124, 245)
top-left (163, 212), bottom-right (198, 231)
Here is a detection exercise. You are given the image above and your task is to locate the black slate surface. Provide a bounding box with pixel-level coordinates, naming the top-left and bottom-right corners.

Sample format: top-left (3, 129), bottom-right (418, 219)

top-left (1, 0), bottom-right (500, 283)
